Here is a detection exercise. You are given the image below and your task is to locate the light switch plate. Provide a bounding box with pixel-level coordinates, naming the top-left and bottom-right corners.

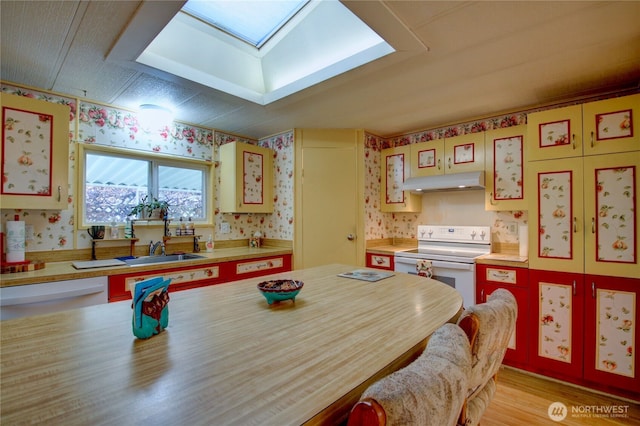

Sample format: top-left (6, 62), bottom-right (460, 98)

top-left (220, 222), bottom-right (230, 234)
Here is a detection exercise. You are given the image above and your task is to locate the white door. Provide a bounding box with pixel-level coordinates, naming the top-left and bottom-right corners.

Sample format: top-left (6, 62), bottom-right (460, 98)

top-left (294, 129), bottom-right (364, 269)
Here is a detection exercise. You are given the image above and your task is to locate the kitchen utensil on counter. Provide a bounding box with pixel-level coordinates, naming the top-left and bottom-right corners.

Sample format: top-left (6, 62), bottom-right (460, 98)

top-left (5, 215), bottom-right (25, 263)
top-left (88, 225), bottom-right (105, 239)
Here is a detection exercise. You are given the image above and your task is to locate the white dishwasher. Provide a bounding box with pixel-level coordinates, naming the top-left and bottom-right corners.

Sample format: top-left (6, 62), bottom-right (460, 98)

top-left (0, 276), bottom-right (108, 320)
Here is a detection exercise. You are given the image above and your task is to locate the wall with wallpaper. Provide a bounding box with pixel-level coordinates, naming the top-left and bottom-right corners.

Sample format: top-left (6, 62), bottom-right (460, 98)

top-left (2, 82), bottom-right (528, 254)
top-left (363, 120), bottom-right (528, 246)
top-left (0, 83), bottom-right (294, 253)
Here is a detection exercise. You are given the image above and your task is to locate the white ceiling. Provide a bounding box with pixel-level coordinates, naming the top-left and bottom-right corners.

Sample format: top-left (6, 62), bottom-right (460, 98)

top-left (1, 1), bottom-right (639, 139)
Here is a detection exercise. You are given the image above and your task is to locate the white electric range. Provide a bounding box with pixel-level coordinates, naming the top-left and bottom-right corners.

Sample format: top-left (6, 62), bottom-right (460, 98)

top-left (394, 225), bottom-right (491, 308)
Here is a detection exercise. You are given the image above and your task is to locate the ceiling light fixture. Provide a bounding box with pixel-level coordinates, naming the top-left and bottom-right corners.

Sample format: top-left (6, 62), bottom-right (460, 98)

top-left (138, 104), bottom-right (174, 131)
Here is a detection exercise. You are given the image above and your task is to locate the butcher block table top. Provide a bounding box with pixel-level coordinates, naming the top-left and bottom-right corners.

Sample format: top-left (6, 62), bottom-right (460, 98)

top-left (0, 264), bottom-right (463, 425)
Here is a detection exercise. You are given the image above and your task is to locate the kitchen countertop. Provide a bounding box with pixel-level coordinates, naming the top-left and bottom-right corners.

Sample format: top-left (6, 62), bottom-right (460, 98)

top-left (0, 246), bottom-right (293, 288)
top-left (366, 244), bottom-right (417, 255)
top-left (366, 245), bottom-right (528, 268)
top-left (0, 263), bottom-right (462, 425)
top-left (476, 253), bottom-right (529, 268)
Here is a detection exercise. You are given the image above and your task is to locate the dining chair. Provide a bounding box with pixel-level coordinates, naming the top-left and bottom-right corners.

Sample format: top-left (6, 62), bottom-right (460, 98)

top-left (347, 323), bottom-right (472, 426)
top-left (456, 288), bottom-right (517, 426)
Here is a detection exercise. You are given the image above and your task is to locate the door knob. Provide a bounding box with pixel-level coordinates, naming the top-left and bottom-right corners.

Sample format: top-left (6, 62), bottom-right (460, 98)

top-left (347, 234), bottom-right (356, 241)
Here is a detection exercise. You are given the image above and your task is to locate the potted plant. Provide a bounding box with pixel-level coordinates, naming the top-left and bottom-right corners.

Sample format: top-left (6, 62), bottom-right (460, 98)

top-left (129, 196), bottom-right (169, 220)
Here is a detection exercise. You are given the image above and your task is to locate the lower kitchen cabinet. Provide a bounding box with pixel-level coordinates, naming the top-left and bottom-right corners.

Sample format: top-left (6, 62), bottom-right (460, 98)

top-left (476, 264), bottom-right (529, 367)
top-left (529, 269), bottom-right (639, 400)
top-left (529, 269), bottom-right (585, 380)
top-left (228, 254), bottom-right (292, 280)
top-left (108, 254), bottom-right (292, 302)
top-left (583, 274), bottom-right (640, 396)
top-left (365, 252), bottom-right (394, 271)
top-left (109, 263), bottom-right (227, 302)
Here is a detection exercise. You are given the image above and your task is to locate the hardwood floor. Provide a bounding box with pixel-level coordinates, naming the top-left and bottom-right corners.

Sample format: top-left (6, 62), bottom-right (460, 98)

top-left (481, 367), bottom-right (640, 425)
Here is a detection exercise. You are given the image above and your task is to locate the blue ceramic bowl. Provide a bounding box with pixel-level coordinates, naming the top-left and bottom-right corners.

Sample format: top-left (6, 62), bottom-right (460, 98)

top-left (257, 279), bottom-right (303, 305)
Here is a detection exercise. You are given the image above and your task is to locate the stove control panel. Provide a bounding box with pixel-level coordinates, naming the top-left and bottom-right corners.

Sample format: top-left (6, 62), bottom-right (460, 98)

top-left (417, 225), bottom-right (490, 243)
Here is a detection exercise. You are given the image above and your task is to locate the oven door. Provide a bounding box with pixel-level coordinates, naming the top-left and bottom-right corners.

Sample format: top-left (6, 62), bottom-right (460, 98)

top-left (394, 256), bottom-right (476, 308)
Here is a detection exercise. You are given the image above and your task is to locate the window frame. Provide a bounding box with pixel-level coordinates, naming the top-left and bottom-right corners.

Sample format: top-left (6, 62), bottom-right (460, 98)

top-left (77, 143), bottom-right (213, 228)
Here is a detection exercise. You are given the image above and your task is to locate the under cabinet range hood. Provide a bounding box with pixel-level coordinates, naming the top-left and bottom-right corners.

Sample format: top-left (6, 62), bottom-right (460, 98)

top-left (402, 171), bottom-right (485, 193)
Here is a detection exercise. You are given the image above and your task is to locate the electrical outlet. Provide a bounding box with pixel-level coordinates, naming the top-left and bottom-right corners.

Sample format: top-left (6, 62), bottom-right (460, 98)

top-left (25, 224), bottom-right (35, 242)
top-left (220, 222), bottom-right (230, 234)
top-left (507, 222), bottom-right (518, 235)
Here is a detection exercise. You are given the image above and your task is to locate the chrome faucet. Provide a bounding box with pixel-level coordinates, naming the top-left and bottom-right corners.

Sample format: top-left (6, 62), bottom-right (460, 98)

top-left (149, 241), bottom-right (165, 256)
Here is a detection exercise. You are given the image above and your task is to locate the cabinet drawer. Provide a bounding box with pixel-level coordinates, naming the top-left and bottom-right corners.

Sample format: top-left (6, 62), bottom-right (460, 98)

top-left (109, 263), bottom-right (224, 301)
top-left (366, 253), bottom-right (394, 270)
top-left (232, 255), bottom-right (292, 279)
top-left (477, 264), bottom-right (527, 287)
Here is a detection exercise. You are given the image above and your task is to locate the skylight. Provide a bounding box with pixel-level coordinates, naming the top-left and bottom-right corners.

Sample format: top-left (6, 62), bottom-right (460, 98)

top-left (182, 0), bottom-right (309, 48)
top-left (136, 0), bottom-right (395, 105)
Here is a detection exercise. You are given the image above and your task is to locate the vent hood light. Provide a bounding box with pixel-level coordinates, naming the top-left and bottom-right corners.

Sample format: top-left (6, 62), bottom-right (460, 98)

top-left (402, 171), bottom-right (485, 193)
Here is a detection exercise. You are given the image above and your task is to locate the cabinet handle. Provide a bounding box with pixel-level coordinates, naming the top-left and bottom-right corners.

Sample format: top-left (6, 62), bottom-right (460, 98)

top-left (447, 157), bottom-right (452, 169)
top-left (57, 185), bottom-right (62, 202)
top-left (590, 131), bottom-right (594, 148)
top-left (437, 159), bottom-right (441, 170)
top-left (591, 217), bottom-right (595, 233)
top-left (573, 217), bottom-right (577, 233)
top-left (572, 134), bottom-right (576, 149)
top-left (480, 289), bottom-right (485, 302)
top-left (572, 280), bottom-right (576, 296)
top-left (489, 192), bottom-right (496, 205)
top-left (592, 282), bottom-right (596, 298)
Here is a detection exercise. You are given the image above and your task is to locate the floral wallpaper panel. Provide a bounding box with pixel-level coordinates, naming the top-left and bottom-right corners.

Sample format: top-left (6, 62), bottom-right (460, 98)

top-left (78, 101), bottom-right (213, 161)
top-left (417, 148), bottom-right (436, 169)
top-left (453, 143), bottom-right (474, 164)
top-left (385, 153), bottom-right (405, 204)
top-left (538, 170), bottom-right (573, 259)
top-left (539, 119), bottom-right (570, 148)
top-left (539, 282), bottom-right (573, 363)
top-left (493, 136), bottom-right (523, 200)
top-left (595, 289), bottom-right (635, 377)
top-left (2, 107), bottom-right (53, 195)
top-left (242, 150), bottom-right (264, 205)
top-left (595, 166), bottom-right (636, 263)
top-left (595, 109), bottom-right (633, 141)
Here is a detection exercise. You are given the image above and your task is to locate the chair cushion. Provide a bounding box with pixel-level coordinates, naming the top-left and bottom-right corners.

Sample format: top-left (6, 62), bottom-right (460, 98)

top-left (360, 323), bottom-right (472, 426)
top-left (457, 288), bottom-right (517, 400)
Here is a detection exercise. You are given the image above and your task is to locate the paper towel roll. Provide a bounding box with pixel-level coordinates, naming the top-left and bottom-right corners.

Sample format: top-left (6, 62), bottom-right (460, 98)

top-left (518, 224), bottom-right (528, 258)
top-left (6, 219), bottom-right (25, 263)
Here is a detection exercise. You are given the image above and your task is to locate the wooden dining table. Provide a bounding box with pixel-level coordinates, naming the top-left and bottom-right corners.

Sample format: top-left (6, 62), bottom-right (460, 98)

top-left (0, 264), bottom-right (463, 425)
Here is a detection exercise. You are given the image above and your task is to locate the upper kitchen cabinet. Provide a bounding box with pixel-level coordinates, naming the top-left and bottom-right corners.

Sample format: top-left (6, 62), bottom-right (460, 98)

top-left (443, 132), bottom-right (485, 174)
top-left (380, 145), bottom-right (421, 212)
top-left (484, 125), bottom-right (526, 211)
top-left (410, 138), bottom-right (445, 177)
top-left (582, 93), bottom-right (639, 156)
top-left (527, 157), bottom-right (585, 274)
top-left (527, 104), bottom-right (583, 161)
top-left (583, 151), bottom-right (640, 278)
top-left (528, 151), bottom-right (639, 278)
top-left (219, 141), bottom-right (273, 213)
top-left (1, 93), bottom-right (69, 209)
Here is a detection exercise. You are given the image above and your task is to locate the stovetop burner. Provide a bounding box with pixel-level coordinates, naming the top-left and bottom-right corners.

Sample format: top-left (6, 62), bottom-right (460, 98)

top-left (397, 225), bottom-right (492, 263)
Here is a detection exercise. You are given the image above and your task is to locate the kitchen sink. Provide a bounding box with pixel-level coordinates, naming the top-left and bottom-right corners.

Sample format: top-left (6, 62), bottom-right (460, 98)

top-left (124, 254), bottom-right (205, 266)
